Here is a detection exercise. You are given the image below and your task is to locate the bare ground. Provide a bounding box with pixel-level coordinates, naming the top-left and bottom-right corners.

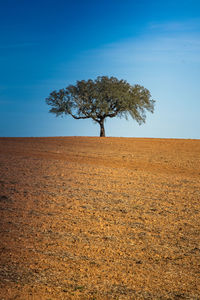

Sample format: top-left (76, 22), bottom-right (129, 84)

top-left (0, 137), bottom-right (199, 299)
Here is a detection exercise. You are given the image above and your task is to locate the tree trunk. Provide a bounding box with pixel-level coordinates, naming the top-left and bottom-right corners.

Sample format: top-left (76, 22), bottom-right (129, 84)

top-left (99, 119), bottom-right (105, 137)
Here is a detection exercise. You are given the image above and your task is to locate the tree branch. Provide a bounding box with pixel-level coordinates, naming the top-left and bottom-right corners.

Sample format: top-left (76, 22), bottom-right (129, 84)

top-left (106, 110), bottom-right (119, 118)
top-left (70, 113), bottom-right (91, 120)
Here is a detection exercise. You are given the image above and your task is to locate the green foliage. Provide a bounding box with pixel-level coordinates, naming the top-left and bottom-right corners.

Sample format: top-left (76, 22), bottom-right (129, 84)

top-left (46, 76), bottom-right (155, 136)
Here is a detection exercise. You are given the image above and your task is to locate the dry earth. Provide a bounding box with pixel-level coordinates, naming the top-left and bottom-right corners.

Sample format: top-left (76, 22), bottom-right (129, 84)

top-left (0, 137), bottom-right (200, 299)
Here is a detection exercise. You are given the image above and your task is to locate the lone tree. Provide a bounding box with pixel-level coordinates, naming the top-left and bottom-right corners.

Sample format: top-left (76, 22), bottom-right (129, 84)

top-left (46, 76), bottom-right (155, 137)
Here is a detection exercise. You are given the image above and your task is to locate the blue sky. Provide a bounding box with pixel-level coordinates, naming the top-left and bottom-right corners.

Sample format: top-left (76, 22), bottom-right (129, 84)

top-left (0, 0), bottom-right (200, 138)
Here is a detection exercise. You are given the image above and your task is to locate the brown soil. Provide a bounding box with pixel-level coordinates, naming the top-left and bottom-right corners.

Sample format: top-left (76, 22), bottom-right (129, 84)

top-left (0, 137), bottom-right (199, 299)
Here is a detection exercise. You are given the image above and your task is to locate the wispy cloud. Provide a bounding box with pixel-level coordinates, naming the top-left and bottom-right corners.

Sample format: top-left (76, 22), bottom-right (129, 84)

top-left (59, 20), bottom-right (200, 88)
top-left (0, 85), bottom-right (7, 90)
top-left (149, 19), bottom-right (200, 32)
top-left (0, 42), bottom-right (38, 49)
top-left (82, 27), bottom-right (200, 68)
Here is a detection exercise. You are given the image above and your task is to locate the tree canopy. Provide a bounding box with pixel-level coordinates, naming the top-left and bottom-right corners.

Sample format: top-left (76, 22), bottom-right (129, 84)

top-left (46, 76), bottom-right (155, 137)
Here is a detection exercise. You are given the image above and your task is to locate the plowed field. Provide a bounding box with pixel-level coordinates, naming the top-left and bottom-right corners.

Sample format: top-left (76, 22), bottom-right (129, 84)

top-left (0, 137), bottom-right (200, 299)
